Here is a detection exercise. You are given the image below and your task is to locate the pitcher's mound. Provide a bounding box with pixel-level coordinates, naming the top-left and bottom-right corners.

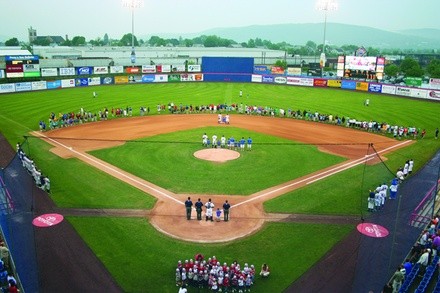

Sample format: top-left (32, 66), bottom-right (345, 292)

top-left (194, 148), bottom-right (240, 163)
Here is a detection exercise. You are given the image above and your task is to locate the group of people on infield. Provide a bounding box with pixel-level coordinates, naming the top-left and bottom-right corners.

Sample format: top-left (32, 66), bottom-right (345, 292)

top-left (16, 143), bottom-right (50, 193)
top-left (367, 159), bottom-right (414, 212)
top-left (185, 198), bottom-right (231, 222)
top-left (202, 134), bottom-right (252, 151)
top-left (175, 254), bottom-right (270, 292)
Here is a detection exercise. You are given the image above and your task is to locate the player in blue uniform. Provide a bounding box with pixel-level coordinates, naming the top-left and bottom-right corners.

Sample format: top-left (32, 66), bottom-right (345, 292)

top-left (247, 137), bottom-right (252, 151)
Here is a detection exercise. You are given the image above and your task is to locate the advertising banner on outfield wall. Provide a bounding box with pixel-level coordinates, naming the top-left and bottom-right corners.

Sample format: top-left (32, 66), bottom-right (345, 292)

top-left (287, 77), bottom-right (301, 85)
top-left (59, 67), bottom-right (75, 76)
top-left (404, 77), bottom-right (422, 87)
top-left (271, 66), bottom-right (285, 75)
top-left (300, 78), bottom-right (314, 87)
top-left (24, 72), bottom-right (41, 78)
top-left (75, 78), bottom-right (89, 87)
top-left (429, 78), bottom-right (440, 89)
top-left (313, 78), bottom-right (327, 87)
top-left (427, 90), bottom-right (440, 100)
top-left (172, 65), bottom-right (186, 72)
top-left (110, 66), bottom-right (124, 74)
top-left (286, 67), bottom-right (301, 76)
top-left (381, 84), bottom-right (396, 95)
top-left (142, 75), bottom-right (155, 83)
top-left (180, 74), bottom-right (201, 82)
top-left (114, 76), bottom-right (129, 84)
top-left (188, 65), bottom-right (201, 72)
top-left (356, 82), bottom-right (369, 91)
top-left (125, 67), bottom-right (140, 74)
top-left (154, 74), bottom-right (168, 83)
top-left (396, 86), bottom-right (411, 97)
top-left (274, 77), bottom-right (287, 84)
top-left (142, 65), bottom-right (156, 73)
top-left (61, 79), bottom-right (75, 88)
top-left (31, 81), bottom-right (47, 91)
top-left (0, 84), bottom-right (15, 93)
top-left (368, 83), bottom-right (382, 93)
top-left (47, 80), bottom-right (62, 89)
top-left (94, 66), bottom-right (109, 74)
top-left (0, 70), bottom-right (4, 79)
top-left (156, 65), bottom-right (171, 73)
top-left (327, 80), bottom-right (341, 88)
top-left (101, 77), bottom-right (114, 85)
top-left (88, 77), bottom-right (101, 86)
top-left (168, 74), bottom-right (181, 82)
top-left (15, 82), bottom-right (32, 92)
top-left (253, 65), bottom-right (270, 75)
top-left (76, 67), bottom-right (93, 75)
top-left (41, 68), bottom-right (58, 77)
top-left (410, 88), bottom-right (428, 99)
top-left (262, 75), bottom-right (274, 83)
top-left (23, 64), bottom-right (40, 72)
top-left (341, 80), bottom-right (356, 90)
top-left (251, 75), bottom-right (262, 83)
top-left (128, 75), bottom-right (142, 83)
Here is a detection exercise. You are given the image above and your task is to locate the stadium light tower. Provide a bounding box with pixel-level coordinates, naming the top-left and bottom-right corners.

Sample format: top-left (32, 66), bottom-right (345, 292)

top-left (316, 0), bottom-right (338, 77)
top-left (122, 0), bottom-right (144, 66)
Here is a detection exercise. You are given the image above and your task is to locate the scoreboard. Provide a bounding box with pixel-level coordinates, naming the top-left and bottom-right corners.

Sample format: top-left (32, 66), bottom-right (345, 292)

top-left (5, 55), bottom-right (40, 78)
top-left (336, 55), bottom-right (385, 81)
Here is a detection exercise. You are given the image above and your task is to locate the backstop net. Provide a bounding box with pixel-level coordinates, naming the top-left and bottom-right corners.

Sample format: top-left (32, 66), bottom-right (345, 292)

top-left (0, 138), bottom-right (38, 293)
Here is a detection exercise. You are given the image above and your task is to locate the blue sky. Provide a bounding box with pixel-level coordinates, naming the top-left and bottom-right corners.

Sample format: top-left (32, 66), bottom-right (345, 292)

top-left (1, 0), bottom-right (439, 41)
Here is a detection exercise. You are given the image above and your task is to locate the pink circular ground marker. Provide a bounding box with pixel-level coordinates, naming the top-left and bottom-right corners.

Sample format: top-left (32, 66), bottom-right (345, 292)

top-left (357, 223), bottom-right (389, 238)
top-left (32, 213), bottom-right (64, 228)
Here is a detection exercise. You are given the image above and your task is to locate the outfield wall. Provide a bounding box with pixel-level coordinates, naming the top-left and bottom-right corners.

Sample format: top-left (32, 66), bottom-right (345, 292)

top-left (1, 69), bottom-right (439, 102)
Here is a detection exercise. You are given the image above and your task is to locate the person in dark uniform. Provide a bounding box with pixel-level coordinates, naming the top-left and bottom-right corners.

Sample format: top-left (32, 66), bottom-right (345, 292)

top-left (195, 198), bottom-right (203, 220)
top-left (185, 197), bottom-right (193, 220)
top-left (223, 200), bottom-right (231, 222)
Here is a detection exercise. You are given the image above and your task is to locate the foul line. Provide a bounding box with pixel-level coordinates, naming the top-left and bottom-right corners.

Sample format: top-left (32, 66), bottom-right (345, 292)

top-left (233, 140), bottom-right (411, 209)
top-left (33, 132), bottom-right (183, 205)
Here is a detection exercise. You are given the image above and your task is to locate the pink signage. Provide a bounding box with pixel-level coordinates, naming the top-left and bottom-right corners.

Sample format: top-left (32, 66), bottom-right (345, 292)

top-left (32, 213), bottom-right (64, 227)
top-left (357, 223), bottom-right (389, 238)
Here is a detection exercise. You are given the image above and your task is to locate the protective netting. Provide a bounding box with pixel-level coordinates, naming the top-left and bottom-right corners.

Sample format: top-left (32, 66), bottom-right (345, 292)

top-left (0, 138), bottom-right (39, 293)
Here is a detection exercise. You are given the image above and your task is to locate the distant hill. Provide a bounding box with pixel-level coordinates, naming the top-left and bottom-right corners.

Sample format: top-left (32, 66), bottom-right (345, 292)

top-left (153, 23), bottom-right (440, 50)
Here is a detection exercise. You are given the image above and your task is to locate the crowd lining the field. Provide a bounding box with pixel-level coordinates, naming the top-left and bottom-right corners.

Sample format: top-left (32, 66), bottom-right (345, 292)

top-left (39, 102), bottom-right (428, 140)
top-left (16, 144), bottom-right (50, 193)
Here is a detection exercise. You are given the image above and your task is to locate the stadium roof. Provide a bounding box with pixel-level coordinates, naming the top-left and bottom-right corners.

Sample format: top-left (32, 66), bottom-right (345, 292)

top-left (0, 49), bottom-right (32, 56)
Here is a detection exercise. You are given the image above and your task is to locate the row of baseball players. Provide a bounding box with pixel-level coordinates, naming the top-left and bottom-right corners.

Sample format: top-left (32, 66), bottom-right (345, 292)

top-left (202, 134), bottom-right (253, 151)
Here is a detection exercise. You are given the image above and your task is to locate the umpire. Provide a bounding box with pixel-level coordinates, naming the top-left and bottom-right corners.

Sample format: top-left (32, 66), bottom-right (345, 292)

top-left (195, 198), bottom-right (203, 220)
top-left (223, 200), bottom-right (231, 221)
top-left (185, 197), bottom-right (193, 220)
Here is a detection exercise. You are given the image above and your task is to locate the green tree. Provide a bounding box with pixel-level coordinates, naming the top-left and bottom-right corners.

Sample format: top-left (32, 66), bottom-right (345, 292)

top-left (400, 57), bottom-right (424, 77)
top-left (33, 37), bottom-right (51, 46)
top-left (203, 35), bottom-right (219, 47)
top-left (384, 64), bottom-right (399, 77)
top-left (426, 59), bottom-right (440, 78)
top-left (89, 37), bottom-right (103, 46)
top-left (148, 36), bottom-right (165, 47)
top-left (5, 37), bottom-right (19, 46)
top-left (119, 33), bottom-right (138, 47)
top-left (275, 60), bottom-right (287, 69)
top-left (247, 39), bottom-right (256, 48)
top-left (367, 47), bottom-right (380, 56)
top-left (71, 36), bottom-right (86, 46)
top-left (183, 39), bottom-right (193, 47)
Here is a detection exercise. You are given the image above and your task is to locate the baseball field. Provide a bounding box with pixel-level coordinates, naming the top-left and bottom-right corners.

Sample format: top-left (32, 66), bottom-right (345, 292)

top-left (0, 82), bottom-right (439, 292)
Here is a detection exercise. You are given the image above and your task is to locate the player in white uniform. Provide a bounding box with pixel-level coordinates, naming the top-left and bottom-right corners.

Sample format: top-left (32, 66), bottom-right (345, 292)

top-left (220, 135), bottom-right (226, 148)
top-left (408, 159), bottom-right (414, 174)
top-left (225, 114), bottom-right (230, 124)
top-left (202, 133), bottom-right (208, 146)
top-left (212, 135), bottom-right (218, 148)
top-left (218, 114), bottom-right (222, 124)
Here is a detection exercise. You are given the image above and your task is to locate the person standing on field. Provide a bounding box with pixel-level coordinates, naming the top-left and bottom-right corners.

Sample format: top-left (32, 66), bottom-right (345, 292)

top-left (185, 197), bottom-right (193, 220)
top-left (223, 200), bottom-right (231, 221)
top-left (195, 198), bottom-right (203, 220)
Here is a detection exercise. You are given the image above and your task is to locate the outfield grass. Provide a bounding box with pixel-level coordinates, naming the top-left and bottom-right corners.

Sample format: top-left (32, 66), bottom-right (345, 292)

top-left (67, 216), bottom-right (353, 293)
top-left (90, 127), bottom-right (345, 195)
top-left (0, 83), bottom-right (439, 291)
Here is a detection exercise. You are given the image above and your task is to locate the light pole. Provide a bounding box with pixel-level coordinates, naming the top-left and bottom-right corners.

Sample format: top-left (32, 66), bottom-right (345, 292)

top-left (316, 0), bottom-right (338, 77)
top-left (122, 0), bottom-right (143, 66)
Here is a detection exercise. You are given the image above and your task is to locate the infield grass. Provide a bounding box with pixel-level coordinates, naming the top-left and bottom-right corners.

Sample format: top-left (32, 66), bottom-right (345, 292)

top-left (90, 127), bottom-right (345, 195)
